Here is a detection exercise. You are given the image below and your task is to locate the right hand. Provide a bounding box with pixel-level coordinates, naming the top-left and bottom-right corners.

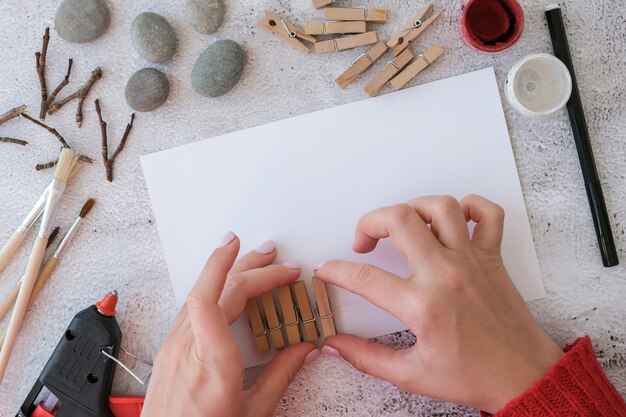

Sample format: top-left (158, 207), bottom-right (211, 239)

top-left (314, 195), bottom-right (563, 414)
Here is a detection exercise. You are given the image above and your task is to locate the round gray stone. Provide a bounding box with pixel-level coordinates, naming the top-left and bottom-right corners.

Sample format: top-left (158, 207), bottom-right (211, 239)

top-left (131, 12), bottom-right (177, 63)
top-left (125, 68), bottom-right (170, 112)
top-left (191, 40), bottom-right (245, 98)
top-left (185, 0), bottom-right (225, 35)
top-left (55, 0), bottom-right (110, 43)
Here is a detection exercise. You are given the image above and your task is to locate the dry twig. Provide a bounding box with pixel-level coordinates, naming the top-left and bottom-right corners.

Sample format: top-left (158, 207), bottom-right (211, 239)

top-left (0, 105), bottom-right (27, 127)
top-left (35, 154), bottom-right (92, 171)
top-left (36, 28), bottom-right (50, 118)
top-left (22, 113), bottom-right (69, 147)
top-left (0, 137), bottom-right (28, 146)
top-left (40, 59), bottom-right (73, 119)
top-left (48, 67), bottom-right (102, 127)
top-left (95, 99), bottom-right (136, 182)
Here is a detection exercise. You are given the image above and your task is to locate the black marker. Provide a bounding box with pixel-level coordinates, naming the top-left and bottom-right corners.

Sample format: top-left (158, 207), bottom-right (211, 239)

top-left (545, 5), bottom-right (618, 267)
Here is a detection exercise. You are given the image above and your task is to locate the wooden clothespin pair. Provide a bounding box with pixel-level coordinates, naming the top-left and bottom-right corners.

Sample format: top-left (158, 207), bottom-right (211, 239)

top-left (246, 278), bottom-right (337, 354)
top-left (314, 6), bottom-right (386, 53)
top-left (387, 3), bottom-right (441, 56)
top-left (258, 11), bottom-right (317, 54)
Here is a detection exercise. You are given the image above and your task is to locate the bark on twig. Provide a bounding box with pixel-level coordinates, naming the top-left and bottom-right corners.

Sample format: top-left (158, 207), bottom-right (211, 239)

top-left (0, 137), bottom-right (28, 146)
top-left (0, 105), bottom-right (27, 127)
top-left (48, 67), bottom-right (102, 128)
top-left (40, 59), bottom-right (73, 119)
top-left (36, 28), bottom-right (50, 118)
top-left (35, 154), bottom-right (93, 171)
top-left (21, 113), bottom-right (69, 147)
top-left (95, 99), bottom-right (136, 182)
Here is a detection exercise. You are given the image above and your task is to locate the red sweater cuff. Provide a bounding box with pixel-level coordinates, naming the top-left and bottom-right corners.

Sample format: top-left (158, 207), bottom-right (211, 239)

top-left (482, 336), bottom-right (626, 417)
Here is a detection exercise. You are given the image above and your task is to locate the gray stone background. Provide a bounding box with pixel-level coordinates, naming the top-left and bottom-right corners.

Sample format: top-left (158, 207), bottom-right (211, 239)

top-left (0, 0), bottom-right (624, 415)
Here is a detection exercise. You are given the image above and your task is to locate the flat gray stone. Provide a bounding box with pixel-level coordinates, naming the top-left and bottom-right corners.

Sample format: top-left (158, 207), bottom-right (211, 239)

top-left (125, 68), bottom-right (170, 112)
top-left (131, 12), bottom-right (177, 63)
top-left (55, 0), bottom-right (110, 43)
top-left (185, 0), bottom-right (225, 35)
top-left (191, 40), bottom-right (245, 98)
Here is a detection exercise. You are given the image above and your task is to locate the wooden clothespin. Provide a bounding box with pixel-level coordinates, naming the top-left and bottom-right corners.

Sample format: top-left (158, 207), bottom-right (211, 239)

top-left (312, 276), bottom-right (336, 337)
top-left (305, 21), bottom-right (366, 35)
top-left (323, 7), bottom-right (388, 23)
top-left (389, 44), bottom-right (445, 90)
top-left (258, 10), bottom-right (317, 54)
top-left (386, 3), bottom-right (441, 57)
top-left (292, 281), bottom-right (319, 342)
top-left (312, 0), bottom-right (334, 9)
top-left (364, 49), bottom-right (414, 97)
top-left (261, 291), bottom-right (285, 349)
top-left (278, 284), bottom-right (302, 345)
top-left (315, 32), bottom-right (378, 54)
top-left (246, 298), bottom-right (270, 354)
top-left (336, 42), bottom-right (388, 88)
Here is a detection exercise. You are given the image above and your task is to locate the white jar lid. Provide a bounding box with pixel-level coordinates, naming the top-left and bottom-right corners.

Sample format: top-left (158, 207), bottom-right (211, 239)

top-left (505, 53), bottom-right (572, 118)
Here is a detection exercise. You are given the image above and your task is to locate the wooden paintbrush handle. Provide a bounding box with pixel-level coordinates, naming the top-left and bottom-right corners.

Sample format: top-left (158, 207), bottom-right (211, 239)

top-left (0, 235), bottom-right (47, 382)
top-left (0, 230), bottom-right (26, 275)
top-left (29, 256), bottom-right (59, 306)
top-left (0, 284), bottom-right (20, 322)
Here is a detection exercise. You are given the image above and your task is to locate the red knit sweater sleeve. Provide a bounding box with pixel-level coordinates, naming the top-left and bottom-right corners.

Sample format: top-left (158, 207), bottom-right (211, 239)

top-left (481, 336), bottom-right (626, 417)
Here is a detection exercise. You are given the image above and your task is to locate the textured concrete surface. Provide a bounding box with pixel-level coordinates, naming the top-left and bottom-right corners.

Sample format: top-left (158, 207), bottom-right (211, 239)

top-left (0, 0), bottom-right (624, 415)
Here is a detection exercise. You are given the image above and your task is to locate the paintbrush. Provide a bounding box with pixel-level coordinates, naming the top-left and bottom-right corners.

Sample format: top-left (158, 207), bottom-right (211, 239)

top-left (0, 148), bottom-right (80, 382)
top-left (0, 164), bottom-right (80, 276)
top-left (0, 227), bottom-right (61, 321)
top-left (0, 200), bottom-right (94, 346)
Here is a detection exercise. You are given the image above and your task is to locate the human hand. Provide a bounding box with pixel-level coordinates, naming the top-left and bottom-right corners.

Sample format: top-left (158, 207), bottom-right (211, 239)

top-left (141, 233), bottom-right (319, 417)
top-left (314, 195), bottom-right (563, 414)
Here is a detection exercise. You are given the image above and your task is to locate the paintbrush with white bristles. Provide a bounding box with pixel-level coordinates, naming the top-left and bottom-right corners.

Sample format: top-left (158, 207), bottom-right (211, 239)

top-left (0, 148), bottom-right (81, 382)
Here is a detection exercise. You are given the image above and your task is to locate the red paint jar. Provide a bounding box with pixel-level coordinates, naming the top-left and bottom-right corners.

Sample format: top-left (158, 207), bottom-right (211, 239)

top-left (460, 0), bottom-right (524, 52)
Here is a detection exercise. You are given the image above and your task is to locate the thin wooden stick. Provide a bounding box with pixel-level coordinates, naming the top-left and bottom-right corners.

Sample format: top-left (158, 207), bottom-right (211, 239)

top-left (35, 155), bottom-right (93, 171)
top-left (21, 113), bottom-right (69, 147)
top-left (48, 67), bottom-right (102, 128)
top-left (0, 105), bottom-right (27, 127)
top-left (36, 28), bottom-right (50, 117)
top-left (40, 59), bottom-right (73, 119)
top-left (95, 99), bottom-right (136, 182)
top-left (0, 137), bottom-right (28, 146)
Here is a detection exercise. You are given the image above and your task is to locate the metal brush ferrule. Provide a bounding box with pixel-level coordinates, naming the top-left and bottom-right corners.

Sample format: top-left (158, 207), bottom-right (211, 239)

top-left (18, 184), bottom-right (51, 233)
top-left (54, 217), bottom-right (81, 259)
top-left (38, 180), bottom-right (66, 238)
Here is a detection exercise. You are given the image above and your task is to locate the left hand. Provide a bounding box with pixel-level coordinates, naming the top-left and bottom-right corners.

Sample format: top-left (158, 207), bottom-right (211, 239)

top-left (141, 232), bottom-right (319, 417)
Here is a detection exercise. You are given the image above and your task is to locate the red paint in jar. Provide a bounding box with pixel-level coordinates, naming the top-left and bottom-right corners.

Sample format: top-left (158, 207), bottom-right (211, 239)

top-left (460, 0), bottom-right (524, 52)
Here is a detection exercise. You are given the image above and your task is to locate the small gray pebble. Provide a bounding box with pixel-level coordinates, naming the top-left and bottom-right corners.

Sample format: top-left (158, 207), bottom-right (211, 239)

top-left (131, 12), bottom-right (177, 63)
top-left (55, 0), bottom-right (110, 43)
top-left (125, 68), bottom-right (170, 112)
top-left (185, 0), bottom-right (225, 35)
top-left (191, 40), bottom-right (245, 98)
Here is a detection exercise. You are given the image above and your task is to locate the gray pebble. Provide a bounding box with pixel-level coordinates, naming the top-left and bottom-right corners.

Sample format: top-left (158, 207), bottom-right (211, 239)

top-left (185, 0), bottom-right (225, 35)
top-left (125, 68), bottom-right (170, 112)
top-left (191, 40), bottom-right (245, 98)
top-left (131, 12), bottom-right (177, 63)
top-left (55, 0), bottom-right (110, 43)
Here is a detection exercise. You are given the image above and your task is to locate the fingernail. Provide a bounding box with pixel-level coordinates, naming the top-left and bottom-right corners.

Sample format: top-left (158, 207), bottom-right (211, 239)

top-left (219, 231), bottom-right (236, 248)
top-left (321, 345), bottom-right (342, 359)
top-left (313, 261), bottom-right (328, 271)
top-left (282, 262), bottom-right (301, 270)
top-left (255, 240), bottom-right (276, 255)
top-left (304, 349), bottom-right (321, 365)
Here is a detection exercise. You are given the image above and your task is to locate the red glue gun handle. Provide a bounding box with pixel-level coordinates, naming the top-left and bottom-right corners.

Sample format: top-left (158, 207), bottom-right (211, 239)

top-left (109, 396), bottom-right (145, 417)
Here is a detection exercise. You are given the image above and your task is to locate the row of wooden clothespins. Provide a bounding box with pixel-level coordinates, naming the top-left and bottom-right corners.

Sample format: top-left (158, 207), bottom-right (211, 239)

top-left (246, 277), bottom-right (336, 354)
top-left (257, 2), bottom-right (445, 97)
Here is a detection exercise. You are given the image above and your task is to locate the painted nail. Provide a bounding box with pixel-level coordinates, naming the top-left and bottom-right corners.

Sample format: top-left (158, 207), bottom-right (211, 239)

top-left (313, 261), bottom-right (328, 271)
top-left (282, 262), bottom-right (301, 270)
top-left (321, 345), bottom-right (342, 359)
top-left (219, 231), bottom-right (236, 248)
top-left (304, 349), bottom-right (321, 365)
top-left (255, 240), bottom-right (276, 255)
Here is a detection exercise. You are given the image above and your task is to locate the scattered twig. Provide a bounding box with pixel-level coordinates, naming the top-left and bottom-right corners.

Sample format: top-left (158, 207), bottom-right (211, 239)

top-left (35, 154), bottom-right (93, 171)
top-left (36, 28), bottom-right (50, 118)
top-left (21, 113), bottom-right (69, 147)
top-left (95, 98), bottom-right (136, 182)
top-left (0, 105), bottom-right (27, 127)
top-left (0, 137), bottom-right (28, 146)
top-left (40, 59), bottom-right (73, 119)
top-left (48, 67), bottom-right (102, 128)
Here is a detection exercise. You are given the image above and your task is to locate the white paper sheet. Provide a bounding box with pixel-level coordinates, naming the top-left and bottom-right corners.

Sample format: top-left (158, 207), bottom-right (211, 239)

top-left (141, 67), bottom-right (545, 368)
